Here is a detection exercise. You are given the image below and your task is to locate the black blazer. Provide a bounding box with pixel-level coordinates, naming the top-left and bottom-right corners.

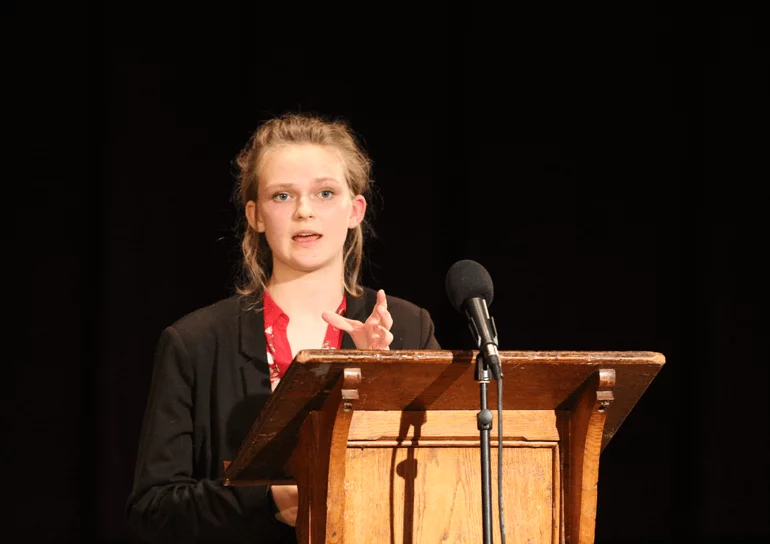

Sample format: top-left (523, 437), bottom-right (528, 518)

top-left (127, 288), bottom-right (439, 543)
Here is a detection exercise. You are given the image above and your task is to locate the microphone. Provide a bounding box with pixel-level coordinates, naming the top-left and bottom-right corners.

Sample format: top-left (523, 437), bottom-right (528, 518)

top-left (445, 259), bottom-right (503, 380)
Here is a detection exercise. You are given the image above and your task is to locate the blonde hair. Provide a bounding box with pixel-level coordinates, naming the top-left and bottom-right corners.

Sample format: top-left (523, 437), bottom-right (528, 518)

top-left (233, 113), bottom-right (373, 302)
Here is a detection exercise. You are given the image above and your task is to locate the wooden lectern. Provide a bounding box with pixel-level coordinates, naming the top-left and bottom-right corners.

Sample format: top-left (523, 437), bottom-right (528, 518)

top-left (223, 350), bottom-right (664, 543)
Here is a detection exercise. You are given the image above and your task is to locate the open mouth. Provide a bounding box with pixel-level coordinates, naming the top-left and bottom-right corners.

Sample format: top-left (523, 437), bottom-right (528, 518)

top-left (293, 232), bottom-right (322, 242)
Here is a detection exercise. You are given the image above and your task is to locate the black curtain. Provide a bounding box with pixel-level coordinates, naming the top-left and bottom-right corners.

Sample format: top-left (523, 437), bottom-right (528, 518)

top-left (9, 2), bottom-right (768, 542)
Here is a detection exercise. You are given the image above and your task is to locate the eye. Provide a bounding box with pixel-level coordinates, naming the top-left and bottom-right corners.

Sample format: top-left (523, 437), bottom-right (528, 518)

top-left (272, 192), bottom-right (290, 202)
top-left (319, 190), bottom-right (334, 199)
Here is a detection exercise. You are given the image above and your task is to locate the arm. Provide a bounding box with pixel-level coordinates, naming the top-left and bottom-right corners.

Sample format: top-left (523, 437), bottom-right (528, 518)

top-left (126, 326), bottom-right (294, 543)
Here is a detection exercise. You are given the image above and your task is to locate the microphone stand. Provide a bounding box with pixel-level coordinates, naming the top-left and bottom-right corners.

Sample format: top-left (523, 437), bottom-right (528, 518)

top-left (475, 351), bottom-right (494, 544)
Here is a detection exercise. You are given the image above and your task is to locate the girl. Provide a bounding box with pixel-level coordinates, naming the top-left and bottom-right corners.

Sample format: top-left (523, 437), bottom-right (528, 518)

top-left (127, 113), bottom-right (440, 543)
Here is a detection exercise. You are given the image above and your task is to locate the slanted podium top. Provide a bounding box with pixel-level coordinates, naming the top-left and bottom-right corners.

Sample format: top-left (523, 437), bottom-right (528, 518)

top-left (224, 349), bottom-right (664, 484)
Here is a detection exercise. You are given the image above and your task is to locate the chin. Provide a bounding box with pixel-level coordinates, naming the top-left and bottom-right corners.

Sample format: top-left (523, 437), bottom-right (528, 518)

top-left (290, 257), bottom-right (336, 273)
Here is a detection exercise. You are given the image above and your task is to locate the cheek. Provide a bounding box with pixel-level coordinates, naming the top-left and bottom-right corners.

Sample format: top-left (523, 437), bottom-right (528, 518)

top-left (326, 201), bottom-right (353, 222)
top-left (260, 206), bottom-right (291, 227)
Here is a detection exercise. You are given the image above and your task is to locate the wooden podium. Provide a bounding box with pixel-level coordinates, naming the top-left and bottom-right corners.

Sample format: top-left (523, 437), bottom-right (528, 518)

top-left (223, 350), bottom-right (664, 543)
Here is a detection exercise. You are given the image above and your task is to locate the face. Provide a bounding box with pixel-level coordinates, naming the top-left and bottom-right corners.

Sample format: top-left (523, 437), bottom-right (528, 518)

top-left (245, 143), bottom-right (366, 277)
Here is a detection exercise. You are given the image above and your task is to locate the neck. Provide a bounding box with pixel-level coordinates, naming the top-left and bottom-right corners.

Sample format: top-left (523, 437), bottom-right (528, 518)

top-left (267, 262), bottom-right (346, 317)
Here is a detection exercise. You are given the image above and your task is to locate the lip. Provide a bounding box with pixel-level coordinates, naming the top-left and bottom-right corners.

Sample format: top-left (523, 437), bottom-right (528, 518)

top-left (292, 230), bottom-right (322, 238)
top-left (292, 231), bottom-right (322, 246)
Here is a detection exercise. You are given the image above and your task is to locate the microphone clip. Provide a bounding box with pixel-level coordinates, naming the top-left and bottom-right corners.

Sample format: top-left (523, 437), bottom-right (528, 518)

top-left (465, 302), bottom-right (503, 381)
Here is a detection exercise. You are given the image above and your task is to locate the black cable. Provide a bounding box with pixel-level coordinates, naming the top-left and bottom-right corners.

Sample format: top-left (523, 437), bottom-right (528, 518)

top-left (498, 377), bottom-right (506, 544)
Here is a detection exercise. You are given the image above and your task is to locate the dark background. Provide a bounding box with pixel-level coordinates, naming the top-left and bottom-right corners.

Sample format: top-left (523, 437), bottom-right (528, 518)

top-left (8, 2), bottom-right (768, 542)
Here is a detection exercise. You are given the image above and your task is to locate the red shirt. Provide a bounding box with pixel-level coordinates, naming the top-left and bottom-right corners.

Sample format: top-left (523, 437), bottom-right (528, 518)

top-left (263, 290), bottom-right (347, 389)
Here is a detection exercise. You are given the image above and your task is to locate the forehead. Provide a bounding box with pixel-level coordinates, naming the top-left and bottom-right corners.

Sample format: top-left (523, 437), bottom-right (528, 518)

top-left (259, 144), bottom-right (345, 187)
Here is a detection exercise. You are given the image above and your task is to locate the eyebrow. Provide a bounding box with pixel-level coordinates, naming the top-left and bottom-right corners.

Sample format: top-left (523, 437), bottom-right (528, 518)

top-left (263, 177), bottom-right (343, 192)
top-left (312, 177), bottom-right (342, 184)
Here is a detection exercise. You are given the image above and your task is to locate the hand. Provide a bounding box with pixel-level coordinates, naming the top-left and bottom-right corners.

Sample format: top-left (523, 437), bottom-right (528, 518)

top-left (270, 484), bottom-right (298, 527)
top-left (322, 289), bottom-right (394, 350)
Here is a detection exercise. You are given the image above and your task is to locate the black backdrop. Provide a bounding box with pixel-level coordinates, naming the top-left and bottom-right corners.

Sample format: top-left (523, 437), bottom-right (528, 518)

top-left (9, 3), bottom-right (768, 542)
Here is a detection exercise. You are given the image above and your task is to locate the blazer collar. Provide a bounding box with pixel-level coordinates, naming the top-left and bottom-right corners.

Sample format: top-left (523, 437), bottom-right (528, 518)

top-left (238, 295), bottom-right (267, 360)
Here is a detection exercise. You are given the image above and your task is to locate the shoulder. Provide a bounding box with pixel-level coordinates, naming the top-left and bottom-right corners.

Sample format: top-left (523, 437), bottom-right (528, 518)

top-left (167, 294), bottom-right (256, 340)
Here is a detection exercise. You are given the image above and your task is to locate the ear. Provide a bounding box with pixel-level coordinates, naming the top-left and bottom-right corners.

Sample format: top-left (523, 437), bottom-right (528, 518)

top-left (348, 194), bottom-right (367, 229)
top-left (245, 200), bottom-right (265, 233)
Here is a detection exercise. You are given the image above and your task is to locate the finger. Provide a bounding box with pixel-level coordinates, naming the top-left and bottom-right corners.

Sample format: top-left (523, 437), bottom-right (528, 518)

top-left (322, 311), bottom-right (359, 332)
top-left (366, 316), bottom-right (383, 337)
top-left (377, 289), bottom-right (388, 311)
top-left (377, 305), bottom-right (393, 330)
top-left (371, 326), bottom-right (393, 350)
top-left (366, 299), bottom-right (383, 325)
top-left (380, 326), bottom-right (394, 348)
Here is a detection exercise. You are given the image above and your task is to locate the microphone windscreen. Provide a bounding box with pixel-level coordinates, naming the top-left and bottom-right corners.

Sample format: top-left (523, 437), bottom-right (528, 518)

top-left (445, 259), bottom-right (494, 313)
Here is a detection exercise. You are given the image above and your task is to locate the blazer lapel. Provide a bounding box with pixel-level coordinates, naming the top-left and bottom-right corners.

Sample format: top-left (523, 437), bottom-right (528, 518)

top-left (237, 296), bottom-right (269, 397)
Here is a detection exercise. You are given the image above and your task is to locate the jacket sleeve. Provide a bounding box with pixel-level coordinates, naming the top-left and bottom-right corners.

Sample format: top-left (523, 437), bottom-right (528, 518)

top-left (126, 326), bottom-right (295, 543)
top-left (419, 308), bottom-right (441, 350)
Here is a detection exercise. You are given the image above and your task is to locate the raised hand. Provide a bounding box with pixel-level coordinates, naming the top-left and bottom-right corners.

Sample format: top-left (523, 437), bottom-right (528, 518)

top-left (322, 289), bottom-right (394, 350)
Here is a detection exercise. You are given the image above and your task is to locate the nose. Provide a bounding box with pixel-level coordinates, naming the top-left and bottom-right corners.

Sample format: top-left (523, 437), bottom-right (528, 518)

top-left (294, 194), bottom-right (314, 219)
